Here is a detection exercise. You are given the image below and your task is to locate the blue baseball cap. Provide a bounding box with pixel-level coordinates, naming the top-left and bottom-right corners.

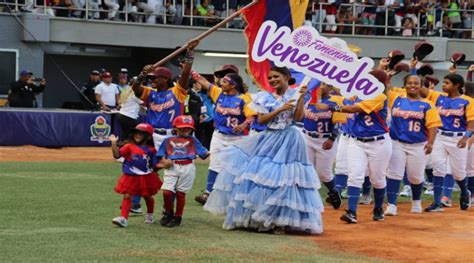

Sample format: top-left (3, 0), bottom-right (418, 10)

top-left (20, 70), bottom-right (33, 76)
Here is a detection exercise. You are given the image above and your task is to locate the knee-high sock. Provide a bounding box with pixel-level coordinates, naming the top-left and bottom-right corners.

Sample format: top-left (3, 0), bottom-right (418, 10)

top-left (402, 171), bottom-right (409, 186)
top-left (120, 197), bottom-right (132, 219)
top-left (373, 188), bottom-right (386, 209)
top-left (468, 177), bottom-right (474, 196)
top-left (456, 177), bottom-right (469, 196)
top-left (324, 179), bottom-right (336, 192)
top-left (334, 174), bottom-right (348, 193)
top-left (362, 176), bottom-right (371, 196)
top-left (425, 168), bottom-right (433, 183)
top-left (411, 183), bottom-right (423, 201)
top-left (443, 174), bottom-right (455, 198)
top-left (386, 178), bottom-right (401, 205)
top-left (145, 196), bottom-right (155, 214)
top-left (132, 195), bottom-right (141, 206)
top-left (163, 190), bottom-right (174, 214)
top-left (433, 176), bottom-right (444, 204)
top-left (206, 170), bottom-right (218, 193)
top-left (347, 186), bottom-right (360, 212)
top-left (175, 191), bottom-right (186, 217)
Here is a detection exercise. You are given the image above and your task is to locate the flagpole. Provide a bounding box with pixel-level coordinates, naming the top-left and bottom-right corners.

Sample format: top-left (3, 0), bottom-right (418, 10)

top-left (152, 0), bottom-right (260, 68)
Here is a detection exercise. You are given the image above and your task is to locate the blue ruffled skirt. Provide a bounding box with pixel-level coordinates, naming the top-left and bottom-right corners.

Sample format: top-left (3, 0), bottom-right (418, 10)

top-left (204, 126), bottom-right (324, 234)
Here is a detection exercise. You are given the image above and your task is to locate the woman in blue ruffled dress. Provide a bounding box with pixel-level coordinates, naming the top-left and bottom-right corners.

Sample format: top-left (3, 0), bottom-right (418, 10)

top-left (204, 66), bottom-right (324, 234)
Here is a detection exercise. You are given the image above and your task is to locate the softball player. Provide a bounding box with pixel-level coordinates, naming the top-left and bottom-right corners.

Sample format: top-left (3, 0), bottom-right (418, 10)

top-left (303, 83), bottom-right (345, 209)
top-left (463, 81), bottom-right (474, 204)
top-left (422, 74), bottom-right (474, 211)
top-left (385, 75), bottom-right (442, 215)
top-left (318, 70), bottom-right (392, 223)
top-left (132, 40), bottom-right (198, 150)
top-left (192, 72), bottom-right (255, 205)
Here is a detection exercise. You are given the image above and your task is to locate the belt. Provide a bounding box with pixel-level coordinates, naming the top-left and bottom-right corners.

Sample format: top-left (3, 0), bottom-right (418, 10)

top-left (396, 139), bottom-right (417, 144)
top-left (439, 130), bottom-right (465, 137)
top-left (154, 128), bottom-right (171, 136)
top-left (174, 160), bottom-right (193, 165)
top-left (303, 129), bottom-right (331, 139)
top-left (354, 135), bottom-right (385, 143)
top-left (342, 132), bottom-right (351, 137)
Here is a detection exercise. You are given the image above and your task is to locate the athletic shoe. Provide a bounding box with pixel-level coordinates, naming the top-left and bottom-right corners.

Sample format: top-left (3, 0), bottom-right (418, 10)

top-left (399, 185), bottom-right (412, 197)
top-left (384, 203), bottom-right (397, 216)
top-left (325, 190), bottom-right (342, 209)
top-left (372, 207), bottom-right (385, 221)
top-left (130, 204), bottom-right (143, 215)
top-left (166, 216), bottom-right (182, 228)
top-left (160, 212), bottom-right (174, 226)
top-left (460, 190), bottom-right (471, 211)
top-left (144, 213), bottom-right (155, 224)
top-left (441, 196), bottom-right (453, 208)
top-left (424, 187), bottom-right (434, 196)
top-left (115, 157), bottom-right (125, 163)
top-left (410, 200), bottom-right (422, 213)
top-left (453, 183), bottom-right (460, 192)
top-left (359, 194), bottom-right (372, 205)
top-left (194, 192), bottom-right (209, 205)
top-left (112, 216), bottom-right (128, 227)
top-left (340, 210), bottom-right (357, 224)
top-left (424, 202), bottom-right (444, 212)
top-left (340, 189), bottom-right (348, 199)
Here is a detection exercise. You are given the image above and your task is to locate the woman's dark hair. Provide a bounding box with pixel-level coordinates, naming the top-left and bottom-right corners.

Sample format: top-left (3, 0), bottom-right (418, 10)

top-left (225, 73), bottom-right (245, 94)
top-left (403, 74), bottom-right (422, 87)
top-left (444, 73), bottom-right (465, 94)
top-left (464, 82), bottom-right (474, 98)
top-left (269, 66), bottom-right (296, 85)
top-left (129, 130), bottom-right (154, 146)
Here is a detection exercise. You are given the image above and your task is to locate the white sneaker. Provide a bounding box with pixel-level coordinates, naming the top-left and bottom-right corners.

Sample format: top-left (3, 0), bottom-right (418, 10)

top-left (424, 185), bottom-right (434, 196)
top-left (411, 200), bottom-right (422, 213)
top-left (385, 203), bottom-right (397, 216)
top-left (115, 157), bottom-right (125, 163)
top-left (144, 213), bottom-right (155, 224)
top-left (452, 183), bottom-right (460, 192)
top-left (112, 216), bottom-right (128, 227)
top-left (359, 195), bottom-right (372, 205)
top-left (399, 185), bottom-right (412, 197)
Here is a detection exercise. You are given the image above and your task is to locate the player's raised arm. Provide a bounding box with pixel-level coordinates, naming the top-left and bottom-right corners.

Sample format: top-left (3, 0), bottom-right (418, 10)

top-left (177, 39), bottom-right (199, 93)
top-left (132, 65), bottom-right (154, 98)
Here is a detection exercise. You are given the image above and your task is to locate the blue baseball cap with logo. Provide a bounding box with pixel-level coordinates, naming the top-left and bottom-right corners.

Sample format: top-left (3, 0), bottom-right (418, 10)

top-left (20, 70), bottom-right (33, 76)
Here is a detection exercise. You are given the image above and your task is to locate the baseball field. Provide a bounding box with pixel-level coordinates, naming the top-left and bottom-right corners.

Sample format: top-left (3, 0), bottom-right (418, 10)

top-left (0, 146), bottom-right (473, 262)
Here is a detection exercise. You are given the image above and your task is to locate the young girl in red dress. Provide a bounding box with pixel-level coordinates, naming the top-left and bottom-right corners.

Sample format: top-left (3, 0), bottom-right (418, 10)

top-left (110, 123), bottom-right (163, 228)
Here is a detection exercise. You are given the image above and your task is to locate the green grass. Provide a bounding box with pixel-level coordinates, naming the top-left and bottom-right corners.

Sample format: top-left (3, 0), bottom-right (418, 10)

top-left (0, 161), bottom-right (383, 262)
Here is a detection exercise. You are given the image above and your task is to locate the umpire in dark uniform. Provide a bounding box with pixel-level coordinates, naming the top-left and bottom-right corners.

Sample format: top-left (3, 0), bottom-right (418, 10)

top-left (80, 70), bottom-right (101, 110)
top-left (7, 70), bottom-right (46, 108)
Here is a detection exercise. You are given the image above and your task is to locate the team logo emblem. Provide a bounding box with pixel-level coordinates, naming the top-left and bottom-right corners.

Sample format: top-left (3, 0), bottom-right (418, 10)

top-left (90, 116), bottom-right (111, 143)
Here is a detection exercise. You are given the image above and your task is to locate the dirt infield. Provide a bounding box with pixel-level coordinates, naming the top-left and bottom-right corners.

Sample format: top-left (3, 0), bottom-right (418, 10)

top-left (1, 146), bottom-right (473, 262)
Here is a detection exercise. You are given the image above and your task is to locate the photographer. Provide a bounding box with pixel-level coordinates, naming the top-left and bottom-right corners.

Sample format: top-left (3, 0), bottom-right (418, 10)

top-left (7, 70), bottom-right (46, 108)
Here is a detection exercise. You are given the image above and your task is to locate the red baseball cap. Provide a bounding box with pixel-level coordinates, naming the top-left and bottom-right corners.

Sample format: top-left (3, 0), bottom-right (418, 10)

top-left (214, 64), bottom-right (239, 78)
top-left (132, 123), bottom-right (154, 136)
top-left (148, 67), bottom-right (173, 80)
top-left (102, 72), bottom-right (112, 78)
top-left (173, 115), bottom-right (195, 129)
top-left (387, 50), bottom-right (405, 70)
top-left (450, 52), bottom-right (466, 66)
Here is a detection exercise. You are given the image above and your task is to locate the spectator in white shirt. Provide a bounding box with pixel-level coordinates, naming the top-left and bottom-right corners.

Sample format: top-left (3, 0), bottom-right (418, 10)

top-left (117, 83), bottom-right (143, 142)
top-left (95, 72), bottom-right (120, 111)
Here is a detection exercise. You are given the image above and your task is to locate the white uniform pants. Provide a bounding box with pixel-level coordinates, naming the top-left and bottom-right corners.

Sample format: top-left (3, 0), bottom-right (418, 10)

top-left (335, 134), bottom-right (350, 175)
top-left (386, 140), bottom-right (429, 185)
top-left (466, 146), bottom-right (474, 178)
top-left (431, 134), bottom-right (468, 180)
top-left (208, 131), bottom-right (244, 173)
top-left (325, 14), bottom-right (337, 32)
top-left (305, 135), bottom-right (337, 183)
top-left (162, 162), bottom-right (196, 193)
top-left (152, 129), bottom-right (173, 150)
top-left (347, 133), bottom-right (392, 189)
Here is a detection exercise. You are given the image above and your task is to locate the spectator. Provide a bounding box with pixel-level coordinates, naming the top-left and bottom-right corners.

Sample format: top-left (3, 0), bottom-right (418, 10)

top-left (70, 0), bottom-right (85, 17)
top-left (404, 0), bottom-right (418, 27)
top-left (402, 16), bottom-right (414, 36)
top-left (30, 0), bottom-right (56, 16)
top-left (194, 0), bottom-right (217, 26)
top-left (337, 5), bottom-right (358, 34)
top-left (425, 0), bottom-right (437, 35)
top-left (7, 70), bottom-right (46, 108)
top-left (104, 0), bottom-right (120, 20)
top-left (375, 0), bottom-right (397, 35)
top-left (312, 0), bottom-right (328, 32)
top-left (80, 70), bottom-right (101, 110)
top-left (393, 0), bottom-right (405, 34)
top-left (87, 0), bottom-right (101, 19)
top-left (324, 0), bottom-right (338, 33)
top-left (117, 68), bottom-right (128, 93)
top-left (440, 13), bottom-right (454, 37)
top-left (360, 0), bottom-right (377, 35)
top-left (185, 79), bottom-right (203, 129)
top-left (95, 71), bottom-right (120, 111)
top-left (460, 0), bottom-right (472, 39)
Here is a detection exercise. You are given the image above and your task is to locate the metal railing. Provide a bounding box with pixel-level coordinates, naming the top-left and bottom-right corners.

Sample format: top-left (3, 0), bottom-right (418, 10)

top-left (1, 0), bottom-right (473, 38)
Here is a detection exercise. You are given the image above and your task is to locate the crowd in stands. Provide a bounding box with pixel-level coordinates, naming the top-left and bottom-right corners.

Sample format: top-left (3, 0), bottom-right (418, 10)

top-left (0, 0), bottom-right (472, 37)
